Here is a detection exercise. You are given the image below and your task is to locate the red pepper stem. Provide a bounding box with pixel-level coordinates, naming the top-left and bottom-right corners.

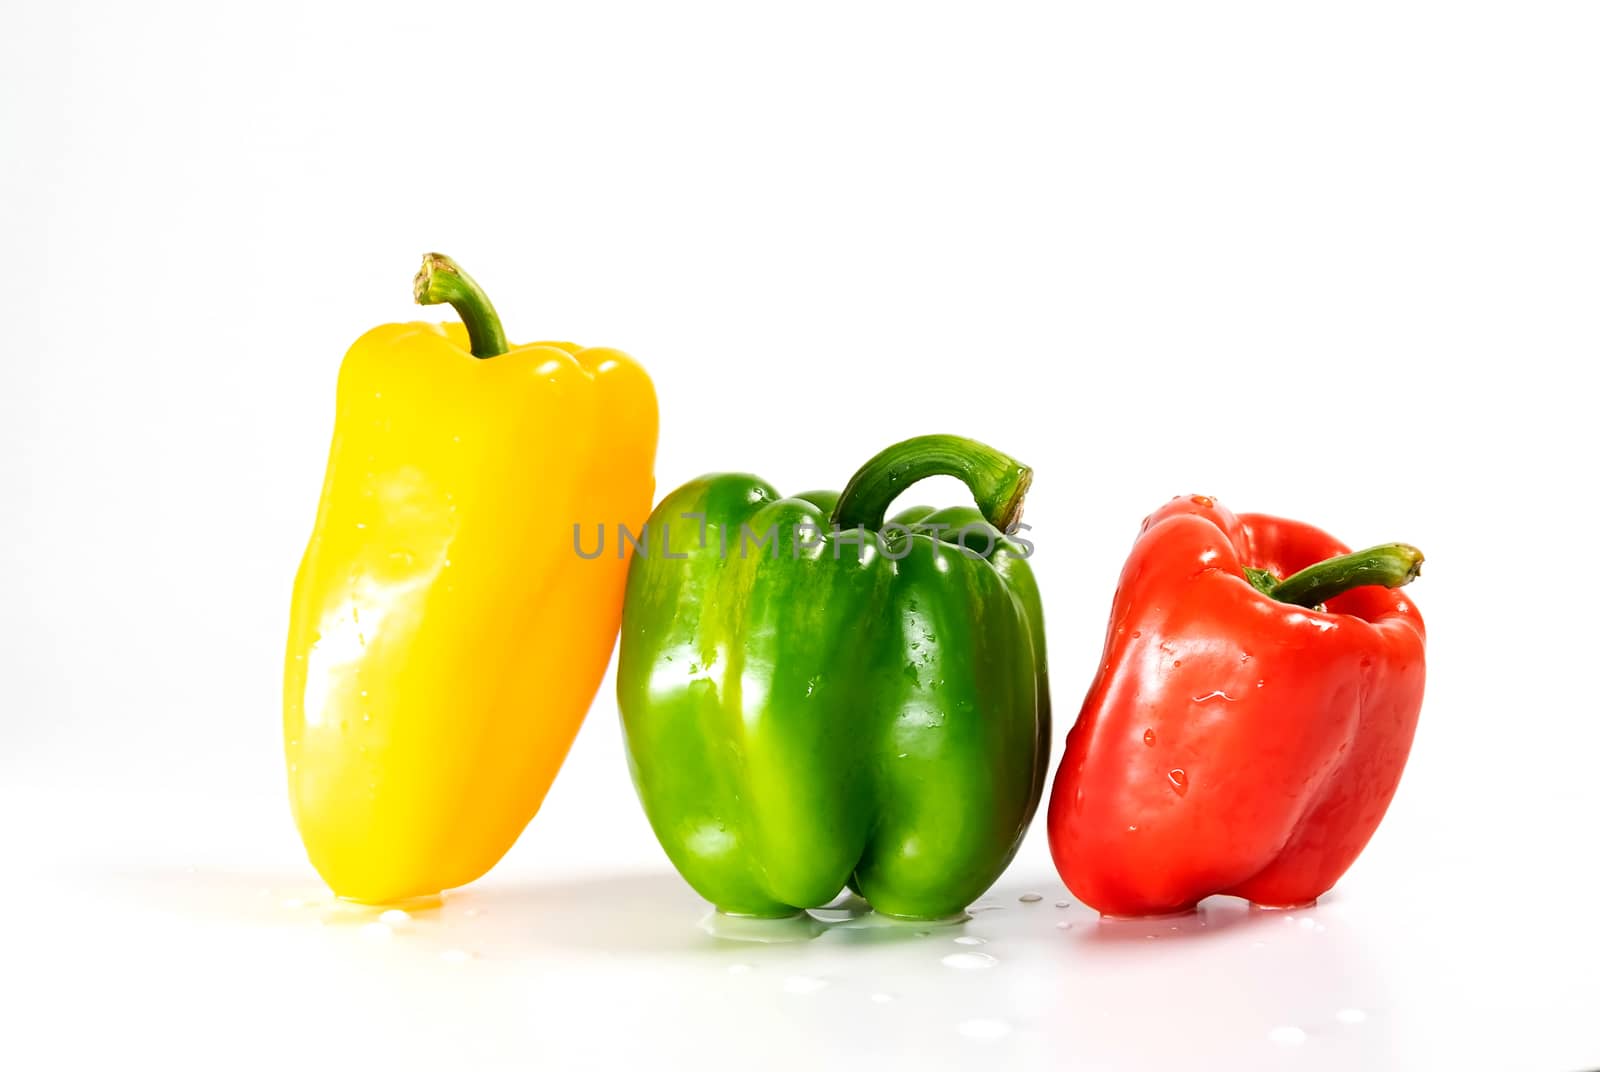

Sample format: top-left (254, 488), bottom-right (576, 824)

top-left (413, 253), bottom-right (508, 359)
top-left (1266, 543), bottom-right (1424, 608)
top-left (830, 435), bottom-right (1032, 532)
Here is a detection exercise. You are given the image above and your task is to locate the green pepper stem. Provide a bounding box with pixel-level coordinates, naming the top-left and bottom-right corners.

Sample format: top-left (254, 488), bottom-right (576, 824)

top-left (830, 434), bottom-right (1032, 532)
top-left (1265, 542), bottom-right (1424, 608)
top-left (413, 253), bottom-right (508, 359)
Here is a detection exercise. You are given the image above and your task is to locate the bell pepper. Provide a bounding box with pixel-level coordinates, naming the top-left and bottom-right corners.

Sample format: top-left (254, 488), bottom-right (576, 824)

top-left (617, 435), bottom-right (1051, 920)
top-left (283, 254), bottom-right (657, 903)
top-left (1047, 494), bottom-right (1426, 917)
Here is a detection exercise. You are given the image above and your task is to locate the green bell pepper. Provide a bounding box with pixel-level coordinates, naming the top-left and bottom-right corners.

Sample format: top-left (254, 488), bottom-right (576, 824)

top-left (617, 435), bottom-right (1051, 920)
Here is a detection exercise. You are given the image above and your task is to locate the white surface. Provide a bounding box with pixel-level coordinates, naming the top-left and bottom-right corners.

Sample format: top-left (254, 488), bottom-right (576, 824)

top-left (4, 2), bottom-right (1599, 1069)
top-left (8, 773), bottom-right (1599, 1071)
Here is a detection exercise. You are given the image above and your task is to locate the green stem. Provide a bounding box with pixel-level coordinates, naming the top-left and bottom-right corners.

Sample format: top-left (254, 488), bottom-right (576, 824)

top-left (830, 435), bottom-right (1032, 532)
top-left (1262, 543), bottom-right (1424, 608)
top-left (413, 253), bottom-right (508, 359)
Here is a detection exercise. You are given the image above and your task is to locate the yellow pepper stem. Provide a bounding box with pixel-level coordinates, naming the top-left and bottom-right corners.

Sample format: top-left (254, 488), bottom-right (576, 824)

top-left (413, 253), bottom-right (509, 358)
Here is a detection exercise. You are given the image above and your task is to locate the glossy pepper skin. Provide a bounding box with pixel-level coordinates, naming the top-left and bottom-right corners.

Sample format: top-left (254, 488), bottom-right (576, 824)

top-left (618, 436), bottom-right (1050, 920)
top-left (1047, 495), bottom-right (1426, 917)
top-left (284, 256), bottom-right (657, 903)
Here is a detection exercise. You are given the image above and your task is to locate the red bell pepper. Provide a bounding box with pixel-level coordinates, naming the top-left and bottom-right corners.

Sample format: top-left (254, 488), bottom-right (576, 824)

top-left (1047, 495), bottom-right (1426, 917)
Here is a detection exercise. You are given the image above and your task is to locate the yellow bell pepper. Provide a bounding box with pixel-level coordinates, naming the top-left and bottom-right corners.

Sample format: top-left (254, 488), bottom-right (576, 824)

top-left (283, 254), bottom-right (657, 903)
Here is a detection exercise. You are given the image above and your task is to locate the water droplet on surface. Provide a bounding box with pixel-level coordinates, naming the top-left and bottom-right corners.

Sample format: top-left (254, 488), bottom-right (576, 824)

top-left (1192, 690), bottom-right (1234, 703)
top-left (958, 1018), bottom-right (1012, 1040)
top-left (954, 935), bottom-right (986, 946)
top-left (1168, 769), bottom-right (1188, 795)
top-left (941, 952), bottom-right (998, 970)
top-left (439, 949), bottom-right (471, 964)
top-left (782, 975), bottom-right (829, 995)
top-left (1268, 1026), bottom-right (1308, 1046)
top-left (1019, 892), bottom-right (1043, 903)
top-left (1143, 729), bottom-right (1157, 746)
top-left (1172, 659), bottom-right (1182, 668)
top-left (1055, 900), bottom-right (1069, 908)
top-left (360, 921), bottom-right (393, 941)
top-left (378, 909), bottom-right (410, 926)
top-left (1335, 1008), bottom-right (1367, 1024)
top-left (1131, 630), bottom-right (1141, 639)
top-left (1256, 679), bottom-right (1266, 688)
top-left (1056, 921), bottom-right (1073, 930)
top-left (1298, 917), bottom-right (1317, 931)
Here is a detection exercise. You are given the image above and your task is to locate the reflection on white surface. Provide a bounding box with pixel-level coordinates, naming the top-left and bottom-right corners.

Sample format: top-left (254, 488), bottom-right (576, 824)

top-left (1268, 1025), bottom-right (1309, 1046)
top-left (7, 774), bottom-right (1599, 1072)
top-left (46, 860), bottom-right (1403, 1070)
top-left (698, 910), bottom-right (826, 944)
top-left (359, 919), bottom-right (393, 940)
top-left (957, 1017), bottom-right (1013, 1040)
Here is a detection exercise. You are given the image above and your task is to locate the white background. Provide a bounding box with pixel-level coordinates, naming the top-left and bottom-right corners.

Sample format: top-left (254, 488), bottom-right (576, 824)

top-left (3, 2), bottom-right (1598, 1069)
